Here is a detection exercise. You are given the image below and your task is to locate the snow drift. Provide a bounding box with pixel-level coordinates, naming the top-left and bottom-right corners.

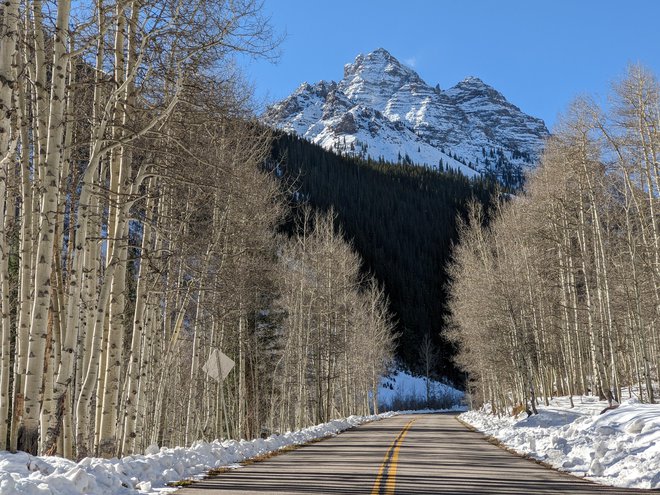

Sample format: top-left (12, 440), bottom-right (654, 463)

top-left (460, 395), bottom-right (660, 490)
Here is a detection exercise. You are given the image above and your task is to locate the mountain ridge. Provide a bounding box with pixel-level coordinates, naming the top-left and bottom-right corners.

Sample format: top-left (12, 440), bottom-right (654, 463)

top-left (264, 48), bottom-right (549, 188)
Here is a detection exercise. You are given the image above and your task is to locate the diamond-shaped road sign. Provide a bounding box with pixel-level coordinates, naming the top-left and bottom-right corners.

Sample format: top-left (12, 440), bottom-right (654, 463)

top-left (202, 348), bottom-right (235, 382)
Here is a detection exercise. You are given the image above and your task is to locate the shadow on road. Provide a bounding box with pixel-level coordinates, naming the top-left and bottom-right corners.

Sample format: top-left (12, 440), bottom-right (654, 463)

top-left (177, 414), bottom-right (647, 494)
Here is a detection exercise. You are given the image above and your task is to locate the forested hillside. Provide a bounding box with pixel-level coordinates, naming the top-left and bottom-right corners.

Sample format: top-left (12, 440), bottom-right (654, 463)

top-left (271, 133), bottom-right (499, 383)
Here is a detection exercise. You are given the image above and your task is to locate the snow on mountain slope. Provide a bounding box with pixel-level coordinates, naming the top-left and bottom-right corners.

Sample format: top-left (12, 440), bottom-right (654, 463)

top-left (379, 370), bottom-right (464, 411)
top-left (264, 48), bottom-right (549, 185)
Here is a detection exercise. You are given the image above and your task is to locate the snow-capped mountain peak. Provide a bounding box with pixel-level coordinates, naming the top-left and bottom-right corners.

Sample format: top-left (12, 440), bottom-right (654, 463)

top-left (264, 49), bottom-right (549, 187)
top-left (457, 75), bottom-right (488, 87)
top-left (343, 48), bottom-right (417, 82)
top-left (341, 48), bottom-right (424, 107)
top-left (445, 76), bottom-right (508, 107)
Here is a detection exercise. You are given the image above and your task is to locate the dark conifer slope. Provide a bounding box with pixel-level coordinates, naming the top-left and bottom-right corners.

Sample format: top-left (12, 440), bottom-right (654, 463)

top-left (271, 133), bottom-right (498, 385)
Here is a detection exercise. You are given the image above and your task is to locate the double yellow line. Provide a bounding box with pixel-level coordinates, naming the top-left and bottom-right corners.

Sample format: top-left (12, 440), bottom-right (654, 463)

top-left (371, 419), bottom-right (416, 495)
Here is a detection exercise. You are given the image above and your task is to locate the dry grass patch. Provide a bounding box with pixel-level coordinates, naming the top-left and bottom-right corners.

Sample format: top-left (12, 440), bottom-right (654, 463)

top-left (206, 467), bottom-right (232, 476)
top-left (166, 479), bottom-right (195, 487)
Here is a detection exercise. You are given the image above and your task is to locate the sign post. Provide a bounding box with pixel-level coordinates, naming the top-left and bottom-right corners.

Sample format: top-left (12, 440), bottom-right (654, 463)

top-left (202, 349), bottom-right (235, 382)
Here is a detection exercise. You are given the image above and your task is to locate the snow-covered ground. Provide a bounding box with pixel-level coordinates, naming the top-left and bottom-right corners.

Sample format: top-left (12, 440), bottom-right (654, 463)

top-left (460, 395), bottom-right (660, 490)
top-left (379, 370), bottom-right (464, 411)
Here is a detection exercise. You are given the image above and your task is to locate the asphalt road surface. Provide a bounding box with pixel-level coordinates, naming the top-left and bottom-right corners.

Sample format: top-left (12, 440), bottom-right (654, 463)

top-left (177, 413), bottom-right (645, 494)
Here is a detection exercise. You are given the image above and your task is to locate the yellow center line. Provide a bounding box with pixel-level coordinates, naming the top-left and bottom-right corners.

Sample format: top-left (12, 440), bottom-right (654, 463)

top-left (371, 419), bottom-right (416, 495)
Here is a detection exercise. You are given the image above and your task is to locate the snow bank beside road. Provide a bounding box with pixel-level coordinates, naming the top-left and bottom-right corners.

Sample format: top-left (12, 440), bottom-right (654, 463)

top-left (460, 396), bottom-right (660, 490)
top-left (0, 413), bottom-right (395, 495)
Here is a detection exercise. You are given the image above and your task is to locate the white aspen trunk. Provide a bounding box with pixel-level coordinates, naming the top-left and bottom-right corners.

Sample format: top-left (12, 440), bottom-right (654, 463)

top-left (140, 193), bottom-right (170, 448)
top-left (75, 247), bottom-right (119, 457)
top-left (0, 0), bottom-right (19, 147)
top-left (238, 305), bottom-right (246, 439)
top-left (73, 173), bottom-right (103, 456)
top-left (62, 385), bottom-right (73, 458)
top-left (11, 72), bottom-right (34, 452)
top-left (99, 3), bottom-right (132, 453)
top-left (0, 144), bottom-right (16, 450)
top-left (40, 295), bottom-right (56, 454)
top-left (134, 300), bottom-right (157, 453)
top-left (149, 237), bottom-right (175, 446)
top-left (634, 88), bottom-right (659, 404)
top-left (93, 314), bottom-right (109, 452)
top-left (99, 138), bottom-right (134, 456)
top-left (564, 227), bottom-right (588, 394)
top-left (0, 0), bottom-right (17, 441)
top-left (0, 213), bottom-right (10, 452)
top-left (98, 215), bottom-right (128, 456)
top-left (59, 40), bottom-right (76, 450)
top-left (22, 0), bottom-right (71, 454)
top-left (136, 243), bottom-right (164, 452)
top-left (29, 0), bottom-right (48, 169)
top-left (115, 2), bottom-right (141, 455)
top-left (96, 161), bottom-right (148, 454)
top-left (215, 318), bottom-right (231, 440)
top-left (184, 280), bottom-right (208, 445)
top-left (41, 32), bottom-right (77, 455)
top-left (72, 1), bottom-right (105, 453)
top-left (151, 273), bottom-right (190, 445)
top-left (121, 192), bottom-right (153, 454)
top-left (556, 232), bottom-right (577, 403)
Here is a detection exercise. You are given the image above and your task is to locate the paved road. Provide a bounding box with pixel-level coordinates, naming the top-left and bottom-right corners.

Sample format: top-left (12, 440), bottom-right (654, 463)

top-left (177, 413), bottom-right (643, 494)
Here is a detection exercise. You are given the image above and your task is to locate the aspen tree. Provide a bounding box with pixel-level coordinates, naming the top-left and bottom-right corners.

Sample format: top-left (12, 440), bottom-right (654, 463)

top-left (449, 69), bottom-right (660, 409)
top-left (0, 1), bottom-right (20, 451)
top-left (21, 0), bottom-right (71, 455)
top-left (0, 0), bottom-right (400, 460)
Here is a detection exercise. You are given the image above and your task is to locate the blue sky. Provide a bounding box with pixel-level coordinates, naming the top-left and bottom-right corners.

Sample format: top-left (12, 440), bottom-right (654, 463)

top-left (240, 0), bottom-right (660, 129)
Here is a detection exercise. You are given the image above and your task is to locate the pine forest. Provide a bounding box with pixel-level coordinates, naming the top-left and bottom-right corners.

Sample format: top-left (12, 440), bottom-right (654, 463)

top-left (271, 133), bottom-right (498, 383)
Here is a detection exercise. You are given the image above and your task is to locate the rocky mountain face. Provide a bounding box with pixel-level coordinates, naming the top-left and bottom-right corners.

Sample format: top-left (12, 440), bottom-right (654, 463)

top-left (263, 48), bottom-right (549, 187)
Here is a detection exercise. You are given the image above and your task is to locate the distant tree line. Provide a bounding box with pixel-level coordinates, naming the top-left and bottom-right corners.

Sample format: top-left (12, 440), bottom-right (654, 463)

top-left (448, 66), bottom-right (660, 413)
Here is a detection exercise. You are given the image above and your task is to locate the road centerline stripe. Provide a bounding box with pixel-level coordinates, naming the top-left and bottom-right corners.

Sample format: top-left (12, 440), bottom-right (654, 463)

top-left (371, 419), bottom-right (416, 495)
